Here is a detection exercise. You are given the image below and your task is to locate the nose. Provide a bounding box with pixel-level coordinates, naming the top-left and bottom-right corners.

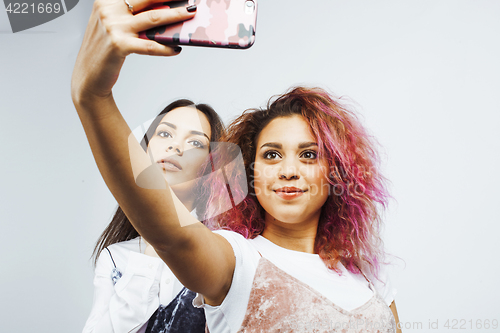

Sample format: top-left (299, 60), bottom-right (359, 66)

top-left (167, 141), bottom-right (183, 156)
top-left (278, 159), bottom-right (299, 180)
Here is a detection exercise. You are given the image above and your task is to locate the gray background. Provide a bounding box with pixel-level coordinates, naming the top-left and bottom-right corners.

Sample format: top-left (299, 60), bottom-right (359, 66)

top-left (1, 1), bottom-right (499, 332)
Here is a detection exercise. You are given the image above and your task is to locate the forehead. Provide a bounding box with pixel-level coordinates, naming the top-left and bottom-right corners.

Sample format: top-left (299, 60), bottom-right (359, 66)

top-left (257, 115), bottom-right (316, 146)
top-left (159, 106), bottom-right (211, 138)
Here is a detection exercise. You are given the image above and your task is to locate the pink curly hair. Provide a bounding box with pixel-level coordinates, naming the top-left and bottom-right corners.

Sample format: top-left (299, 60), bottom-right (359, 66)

top-left (203, 86), bottom-right (390, 277)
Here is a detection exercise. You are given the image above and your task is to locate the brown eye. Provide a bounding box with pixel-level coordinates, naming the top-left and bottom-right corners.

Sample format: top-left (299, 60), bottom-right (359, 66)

top-left (263, 150), bottom-right (281, 160)
top-left (158, 131), bottom-right (172, 138)
top-left (301, 150), bottom-right (317, 159)
top-left (189, 140), bottom-right (205, 149)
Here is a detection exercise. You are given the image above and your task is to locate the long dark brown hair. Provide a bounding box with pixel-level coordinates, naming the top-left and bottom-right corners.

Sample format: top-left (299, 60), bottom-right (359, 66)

top-left (92, 99), bottom-right (225, 265)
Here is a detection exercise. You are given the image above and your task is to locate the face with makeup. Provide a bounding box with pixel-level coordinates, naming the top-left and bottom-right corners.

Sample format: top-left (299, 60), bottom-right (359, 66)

top-left (146, 106), bottom-right (211, 192)
top-left (253, 115), bottom-right (330, 229)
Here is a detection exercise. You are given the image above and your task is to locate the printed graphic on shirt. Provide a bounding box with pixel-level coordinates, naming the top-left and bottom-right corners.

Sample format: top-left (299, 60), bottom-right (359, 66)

top-left (146, 287), bottom-right (206, 333)
top-left (129, 111), bottom-right (248, 224)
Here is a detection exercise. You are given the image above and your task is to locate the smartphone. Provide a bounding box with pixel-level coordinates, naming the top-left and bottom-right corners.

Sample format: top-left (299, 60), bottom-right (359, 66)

top-left (138, 0), bottom-right (257, 49)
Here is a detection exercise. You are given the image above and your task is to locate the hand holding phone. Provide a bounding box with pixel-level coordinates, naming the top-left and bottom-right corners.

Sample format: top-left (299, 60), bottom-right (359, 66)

top-left (139, 0), bottom-right (258, 49)
top-left (72, 0), bottom-right (195, 103)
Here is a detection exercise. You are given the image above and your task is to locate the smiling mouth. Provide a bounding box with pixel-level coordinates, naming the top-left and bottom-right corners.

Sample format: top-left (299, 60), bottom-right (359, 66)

top-left (274, 187), bottom-right (306, 200)
top-left (157, 159), bottom-right (182, 172)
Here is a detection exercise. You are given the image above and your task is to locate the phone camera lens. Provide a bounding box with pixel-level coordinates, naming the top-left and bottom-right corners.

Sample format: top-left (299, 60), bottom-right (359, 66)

top-left (245, 0), bottom-right (255, 13)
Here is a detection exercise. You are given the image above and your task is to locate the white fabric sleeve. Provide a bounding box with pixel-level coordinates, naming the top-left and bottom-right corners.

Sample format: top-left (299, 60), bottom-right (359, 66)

top-left (82, 250), bottom-right (163, 333)
top-left (371, 263), bottom-right (397, 307)
top-left (193, 230), bottom-right (260, 333)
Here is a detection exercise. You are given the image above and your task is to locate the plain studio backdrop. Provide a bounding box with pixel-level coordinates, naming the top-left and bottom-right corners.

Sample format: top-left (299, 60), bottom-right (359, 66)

top-left (1, 1), bottom-right (499, 332)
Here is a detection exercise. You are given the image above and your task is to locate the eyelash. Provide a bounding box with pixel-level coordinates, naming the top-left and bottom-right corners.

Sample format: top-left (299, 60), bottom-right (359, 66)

top-left (262, 150), bottom-right (317, 160)
top-left (189, 140), bottom-right (205, 149)
top-left (157, 131), bottom-right (206, 149)
top-left (158, 130), bottom-right (172, 138)
top-left (263, 150), bottom-right (281, 160)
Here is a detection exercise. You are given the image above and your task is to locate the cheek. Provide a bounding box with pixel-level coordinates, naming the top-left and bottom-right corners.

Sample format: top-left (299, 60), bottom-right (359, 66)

top-left (146, 147), bottom-right (156, 160)
top-left (252, 163), bottom-right (273, 196)
top-left (301, 162), bottom-right (328, 178)
top-left (146, 140), bottom-right (162, 159)
top-left (252, 174), bottom-right (263, 198)
top-left (305, 168), bottom-right (330, 198)
top-left (184, 150), bottom-right (209, 174)
top-left (253, 162), bottom-right (279, 183)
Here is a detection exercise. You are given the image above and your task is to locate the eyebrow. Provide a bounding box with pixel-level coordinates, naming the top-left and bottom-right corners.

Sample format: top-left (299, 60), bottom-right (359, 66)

top-left (259, 142), bottom-right (318, 149)
top-left (159, 122), bottom-right (210, 141)
top-left (298, 142), bottom-right (318, 149)
top-left (260, 142), bottom-right (282, 149)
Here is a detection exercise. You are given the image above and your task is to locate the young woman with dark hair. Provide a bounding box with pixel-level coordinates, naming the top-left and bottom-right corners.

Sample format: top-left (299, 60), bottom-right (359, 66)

top-left (92, 99), bottom-right (224, 265)
top-left (82, 99), bottom-right (225, 333)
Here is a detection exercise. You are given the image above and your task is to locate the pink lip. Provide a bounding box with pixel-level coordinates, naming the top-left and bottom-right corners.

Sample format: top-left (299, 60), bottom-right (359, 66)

top-left (157, 157), bottom-right (182, 172)
top-left (274, 187), bottom-right (306, 200)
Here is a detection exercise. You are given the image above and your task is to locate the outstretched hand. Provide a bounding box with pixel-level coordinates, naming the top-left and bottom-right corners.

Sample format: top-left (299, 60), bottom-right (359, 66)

top-left (70, 0), bottom-right (235, 306)
top-left (71, 0), bottom-right (196, 102)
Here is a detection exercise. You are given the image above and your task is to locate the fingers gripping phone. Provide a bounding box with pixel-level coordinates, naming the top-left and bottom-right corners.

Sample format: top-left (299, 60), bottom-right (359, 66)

top-left (139, 0), bottom-right (258, 49)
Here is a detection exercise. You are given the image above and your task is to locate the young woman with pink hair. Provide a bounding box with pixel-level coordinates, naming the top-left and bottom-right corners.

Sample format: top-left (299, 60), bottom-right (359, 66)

top-left (196, 87), bottom-right (400, 332)
top-left (72, 0), bottom-right (401, 331)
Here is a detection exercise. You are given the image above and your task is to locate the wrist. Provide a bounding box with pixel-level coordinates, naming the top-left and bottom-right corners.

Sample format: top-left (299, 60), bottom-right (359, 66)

top-left (71, 82), bottom-right (116, 114)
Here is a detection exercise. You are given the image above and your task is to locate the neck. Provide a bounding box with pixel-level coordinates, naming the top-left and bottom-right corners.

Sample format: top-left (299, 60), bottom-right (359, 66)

top-left (261, 213), bottom-right (319, 254)
top-left (176, 194), bottom-right (194, 212)
top-left (171, 187), bottom-right (195, 212)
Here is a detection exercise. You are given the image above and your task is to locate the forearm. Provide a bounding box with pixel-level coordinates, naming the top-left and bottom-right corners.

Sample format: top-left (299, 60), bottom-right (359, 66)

top-left (74, 77), bottom-right (233, 303)
top-left (73, 0), bottom-right (235, 302)
top-left (75, 93), bottom-right (195, 247)
top-left (71, 0), bottom-right (201, 251)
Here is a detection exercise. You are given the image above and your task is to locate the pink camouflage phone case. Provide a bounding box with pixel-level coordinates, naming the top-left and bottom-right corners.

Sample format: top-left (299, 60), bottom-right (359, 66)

top-left (138, 0), bottom-right (257, 49)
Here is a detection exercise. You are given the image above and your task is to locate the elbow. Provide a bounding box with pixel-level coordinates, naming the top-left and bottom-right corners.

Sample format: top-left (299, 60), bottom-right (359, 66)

top-left (149, 229), bottom-right (198, 259)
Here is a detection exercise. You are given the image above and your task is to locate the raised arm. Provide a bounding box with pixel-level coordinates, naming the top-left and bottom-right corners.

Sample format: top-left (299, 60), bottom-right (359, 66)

top-left (72, 0), bottom-right (234, 305)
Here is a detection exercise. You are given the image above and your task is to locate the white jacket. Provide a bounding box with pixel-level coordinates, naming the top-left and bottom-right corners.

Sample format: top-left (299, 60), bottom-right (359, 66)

top-left (82, 237), bottom-right (183, 333)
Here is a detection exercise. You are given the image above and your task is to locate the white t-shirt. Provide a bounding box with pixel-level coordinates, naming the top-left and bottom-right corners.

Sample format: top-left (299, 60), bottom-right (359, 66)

top-left (194, 230), bottom-right (396, 333)
top-left (82, 237), bottom-right (184, 333)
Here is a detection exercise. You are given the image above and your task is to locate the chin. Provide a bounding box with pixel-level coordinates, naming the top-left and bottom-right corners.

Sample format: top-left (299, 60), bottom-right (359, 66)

top-left (267, 208), bottom-right (308, 224)
top-left (165, 173), bottom-right (191, 188)
top-left (170, 177), bottom-right (199, 194)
